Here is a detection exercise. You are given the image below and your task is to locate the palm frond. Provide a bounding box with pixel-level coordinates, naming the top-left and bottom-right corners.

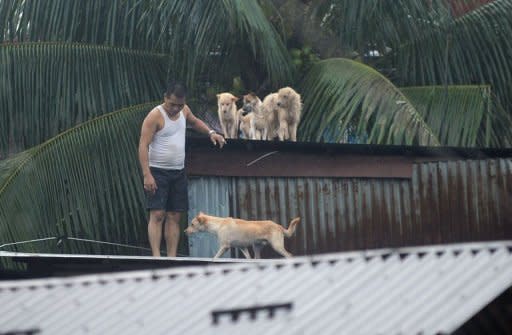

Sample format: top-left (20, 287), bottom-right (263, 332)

top-left (0, 103), bottom-right (156, 266)
top-left (299, 58), bottom-right (439, 146)
top-left (310, 0), bottom-right (512, 115)
top-left (146, 0), bottom-right (294, 88)
top-left (402, 85), bottom-right (512, 147)
top-left (395, 0), bottom-right (512, 113)
top-left (0, 0), bottom-right (166, 51)
top-left (318, 0), bottom-right (452, 54)
top-left (0, 42), bottom-right (167, 158)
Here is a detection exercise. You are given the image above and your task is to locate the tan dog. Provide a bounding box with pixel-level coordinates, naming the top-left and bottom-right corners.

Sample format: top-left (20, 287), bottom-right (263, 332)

top-left (276, 87), bottom-right (302, 141)
top-left (260, 92), bottom-right (279, 140)
top-left (184, 212), bottom-right (300, 259)
top-left (238, 109), bottom-right (255, 139)
top-left (237, 93), bottom-right (260, 139)
top-left (216, 92), bottom-right (239, 139)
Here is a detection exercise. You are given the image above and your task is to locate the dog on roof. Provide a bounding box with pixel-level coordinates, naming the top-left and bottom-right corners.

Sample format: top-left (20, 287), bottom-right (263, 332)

top-left (184, 212), bottom-right (300, 259)
top-left (216, 92), bottom-right (239, 139)
top-left (237, 93), bottom-right (261, 139)
top-left (275, 87), bottom-right (302, 142)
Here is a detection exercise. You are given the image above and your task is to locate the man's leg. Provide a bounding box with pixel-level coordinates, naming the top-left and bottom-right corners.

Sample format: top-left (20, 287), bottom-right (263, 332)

top-left (148, 209), bottom-right (166, 257)
top-left (164, 211), bottom-right (182, 257)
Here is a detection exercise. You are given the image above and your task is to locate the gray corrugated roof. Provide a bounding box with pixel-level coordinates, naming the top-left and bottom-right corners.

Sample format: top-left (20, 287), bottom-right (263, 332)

top-left (1, 241), bottom-right (511, 335)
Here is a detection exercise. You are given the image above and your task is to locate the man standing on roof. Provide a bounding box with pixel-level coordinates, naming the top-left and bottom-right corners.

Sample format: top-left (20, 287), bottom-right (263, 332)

top-left (138, 80), bottom-right (225, 257)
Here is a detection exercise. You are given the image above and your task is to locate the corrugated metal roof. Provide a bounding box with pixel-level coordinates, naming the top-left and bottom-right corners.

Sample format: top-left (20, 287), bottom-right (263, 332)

top-left (1, 241), bottom-right (511, 334)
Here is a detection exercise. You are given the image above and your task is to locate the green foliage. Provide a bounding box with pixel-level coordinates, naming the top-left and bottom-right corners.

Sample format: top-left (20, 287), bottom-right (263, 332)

top-left (300, 58), bottom-right (439, 145)
top-left (395, 0), bottom-right (512, 118)
top-left (402, 86), bottom-right (512, 147)
top-left (0, 103), bottom-right (153, 263)
top-left (289, 46), bottom-right (320, 79)
top-left (140, 0), bottom-right (294, 89)
top-left (0, 0), bottom-right (165, 50)
top-left (0, 42), bottom-right (167, 158)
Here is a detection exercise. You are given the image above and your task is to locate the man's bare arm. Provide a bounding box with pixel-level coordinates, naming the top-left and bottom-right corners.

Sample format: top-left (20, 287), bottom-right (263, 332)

top-left (184, 106), bottom-right (226, 148)
top-left (138, 110), bottom-right (160, 193)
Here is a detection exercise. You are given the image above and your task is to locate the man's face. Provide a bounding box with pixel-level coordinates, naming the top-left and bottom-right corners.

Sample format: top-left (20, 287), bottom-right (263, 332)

top-left (164, 94), bottom-right (186, 116)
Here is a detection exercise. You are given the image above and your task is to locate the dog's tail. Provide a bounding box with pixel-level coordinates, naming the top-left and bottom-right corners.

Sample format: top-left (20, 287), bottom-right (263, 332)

top-left (283, 217), bottom-right (300, 238)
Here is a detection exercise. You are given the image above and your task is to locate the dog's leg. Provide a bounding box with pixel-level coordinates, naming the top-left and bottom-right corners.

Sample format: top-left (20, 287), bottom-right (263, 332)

top-left (221, 121), bottom-right (229, 139)
top-left (273, 246), bottom-right (292, 258)
top-left (262, 127), bottom-right (268, 141)
top-left (228, 120), bottom-right (236, 139)
top-left (289, 122), bottom-right (298, 142)
top-left (213, 246), bottom-right (229, 259)
top-left (240, 247), bottom-right (252, 259)
top-left (269, 236), bottom-right (293, 258)
top-left (252, 244), bottom-right (262, 259)
top-left (230, 119), bottom-right (238, 139)
top-left (278, 124), bottom-right (289, 141)
top-left (249, 119), bottom-right (256, 140)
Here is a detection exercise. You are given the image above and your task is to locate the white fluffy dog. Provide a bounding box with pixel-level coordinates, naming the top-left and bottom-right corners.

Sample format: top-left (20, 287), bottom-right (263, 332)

top-left (276, 87), bottom-right (302, 141)
top-left (216, 92), bottom-right (239, 139)
top-left (260, 92), bottom-right (279, 140)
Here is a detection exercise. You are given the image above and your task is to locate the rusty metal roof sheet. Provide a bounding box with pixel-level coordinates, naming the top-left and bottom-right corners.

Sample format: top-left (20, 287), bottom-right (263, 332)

top-left (1, 241), bottom-right (511, 334)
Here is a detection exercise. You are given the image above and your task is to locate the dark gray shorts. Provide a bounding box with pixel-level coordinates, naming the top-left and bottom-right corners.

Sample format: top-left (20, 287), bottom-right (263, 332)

top-left (146, 167), bottom-right (188, 212)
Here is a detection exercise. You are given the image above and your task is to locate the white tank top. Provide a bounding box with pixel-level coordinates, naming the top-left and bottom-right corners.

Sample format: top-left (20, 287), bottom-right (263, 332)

top-left (149, 105), bottom-right (186, 170)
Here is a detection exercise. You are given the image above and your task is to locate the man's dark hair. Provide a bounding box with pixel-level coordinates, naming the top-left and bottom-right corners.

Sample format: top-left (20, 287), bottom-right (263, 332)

top-left (165, 80), bottom-right (187, 98)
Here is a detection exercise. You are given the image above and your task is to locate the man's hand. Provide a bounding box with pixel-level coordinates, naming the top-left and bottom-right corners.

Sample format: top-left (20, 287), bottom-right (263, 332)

top-left (143, 173), bottom-right (157, 195)
top-left (210, 132), bottom-right (226, 148)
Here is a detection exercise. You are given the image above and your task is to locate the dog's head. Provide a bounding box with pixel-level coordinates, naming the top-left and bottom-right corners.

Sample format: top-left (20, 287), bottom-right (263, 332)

top-left (276, 87), bottom-right (300, 109)
top-left (217, 92), bottom-right (238, 115)
top-left (184, 211), bottom-right (208, 235)
top-left (241, 93), bottom-right (261, 115)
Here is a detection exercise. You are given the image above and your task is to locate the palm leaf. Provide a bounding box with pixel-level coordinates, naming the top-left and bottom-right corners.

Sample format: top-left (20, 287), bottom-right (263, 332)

top-left (0, 42), bottom-right (167, 158)
top-left (317, 0), bottom-right (452, 54)
top-left (401, 85), bottom-right (512, 147)
top-left (0, 103), bottom-right (155, 268)
top-left (311, 0), bottom-right (512, 117)
top-left (0, 0), bottom-right (166, 51)
top-left (299, 58), bottom-right (439, 145)
top-left (394, 0), bottom-right (512, 114)
top-left (144, 0), bottom-right (294, 88)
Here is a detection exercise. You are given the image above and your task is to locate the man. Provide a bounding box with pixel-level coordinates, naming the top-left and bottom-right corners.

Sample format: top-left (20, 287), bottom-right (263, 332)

top-left (138, 81), bottom-right (225, 257)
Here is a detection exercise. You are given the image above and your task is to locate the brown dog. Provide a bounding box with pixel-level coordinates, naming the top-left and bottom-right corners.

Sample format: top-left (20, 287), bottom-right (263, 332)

top-left (237, 93), bottom-right (260, 139)
top-left (184, 212), bottom-right (300, 258)
top-left (238, 109), bottom-right (255, 139)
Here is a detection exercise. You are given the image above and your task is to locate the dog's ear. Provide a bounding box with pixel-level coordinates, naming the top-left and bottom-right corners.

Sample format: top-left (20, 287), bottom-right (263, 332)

top-left (232, 96), bottom-right (239, 102)
top-left (197, 214), bottom-right (206, 224)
